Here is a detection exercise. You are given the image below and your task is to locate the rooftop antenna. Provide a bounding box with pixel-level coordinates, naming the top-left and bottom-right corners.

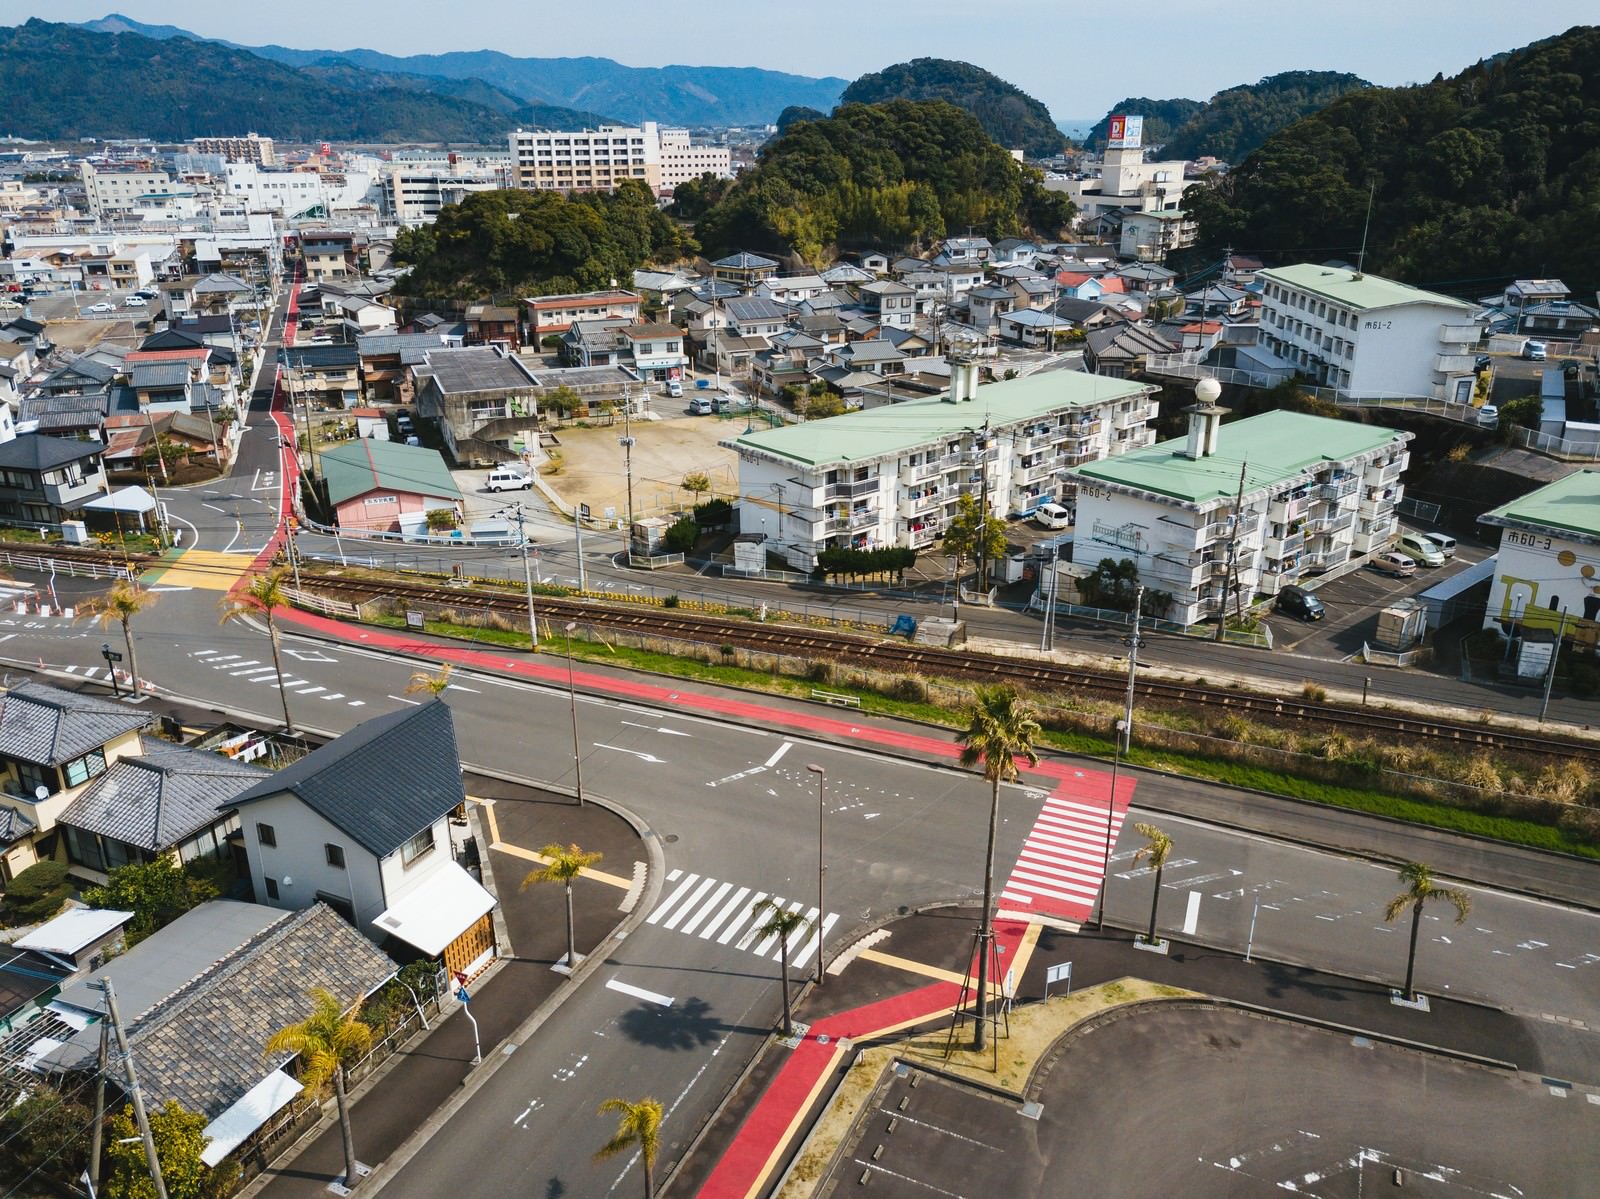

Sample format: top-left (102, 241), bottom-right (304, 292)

top-left (1354, 179), bottom-right (1377, 278)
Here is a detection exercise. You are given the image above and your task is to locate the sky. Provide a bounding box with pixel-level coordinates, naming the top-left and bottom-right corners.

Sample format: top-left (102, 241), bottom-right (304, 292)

top-left (12, 1), bottom-right (1598, 121)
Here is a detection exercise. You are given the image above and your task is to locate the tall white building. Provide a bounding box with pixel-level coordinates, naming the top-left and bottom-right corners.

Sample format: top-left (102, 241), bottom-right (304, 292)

top-left (383, 160), bottom-right (507, 225)
top-left (1070, 400), bottom-right (1412, 626)
top-left (1257, 264), bottom-right (1483, 402)
top-left (723, 356), bottom-right (1159, 571)
top-left (510, 123), bottom-right (662, 192)
top-left (192, 133), bottom-right (276, 165)
top-left (658, 128), bottom-right (734, 188)
top-left (79, 161), bottom-right (186, 216)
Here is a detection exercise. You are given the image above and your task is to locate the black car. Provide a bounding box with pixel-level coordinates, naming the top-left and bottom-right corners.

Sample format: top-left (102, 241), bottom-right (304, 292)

top-left (1276, 585), bottom-right (1325, 621)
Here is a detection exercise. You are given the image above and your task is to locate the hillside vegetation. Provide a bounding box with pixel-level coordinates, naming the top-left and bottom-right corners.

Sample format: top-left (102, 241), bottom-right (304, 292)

top-left (693, 101), bottom-right (1075, 263)
top-left (390, 181), bottom-right (691, 299)
top-left (4, 19), bottom-right (602, 141)
top-left (839, 59), bottom-right (1066, 157)
top-left (1184, 25), bottom-right (1600, 289)
top-left (1161, 71), bottom-right (1371, 162)
top-left (1085, 97), bottom-right (1204, 149)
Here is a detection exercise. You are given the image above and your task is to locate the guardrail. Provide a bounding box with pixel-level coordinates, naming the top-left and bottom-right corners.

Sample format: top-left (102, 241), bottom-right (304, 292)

top-left (628, 552), bottom-right (684, 569)
top-left (810, 689), bottom-right (862, 708)
top-left (284, 586), bottom-right (361, 619)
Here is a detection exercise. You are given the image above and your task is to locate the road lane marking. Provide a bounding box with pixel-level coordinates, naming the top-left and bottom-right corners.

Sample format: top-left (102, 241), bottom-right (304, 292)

top-left (606, 978), bottom-right (673, 1007)
top-left (594, 743), bottom-right (663, 764)
top-left (647, 873), bottom-right (703, 925)
top-left (488, 840), bottom-right (633, 890)
top-left (764, 740), bottom-right (793, 768)
top-left (1182, 890), bottom-right (1202, 935)
top-left (696, 886), bottom-right (752, 941)
top-left (677, 881), bottom-right (732, 936)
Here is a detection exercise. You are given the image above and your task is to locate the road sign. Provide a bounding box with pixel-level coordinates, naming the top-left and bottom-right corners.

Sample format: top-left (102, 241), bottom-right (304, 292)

top-left (456, 987), bottom-right (470, 1003)
top-left (101, 648), bottom-right (124, 663)
top-left (579, 503), bottom-right (591, 519)
top-left (405, 610), bottom-right (425, 629)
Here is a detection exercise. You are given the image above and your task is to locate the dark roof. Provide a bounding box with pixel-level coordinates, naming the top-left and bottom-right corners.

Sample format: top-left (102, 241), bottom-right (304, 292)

top-left (281, 344), bottom-right (360, 370)
top-left (43, 357), bottom-right (117, 387)
top-left (712, 251), bottom-right (778, 270)
top-left (130, 362), bottom-right (192, 389)
top-left (725, 297), bottom-right (792, 323)
top-left (57, 743), bottom-right (267, 852)
top-left (172, 314), bottom-right (236, 335)
top-left (3, 317), bottom-right (46, 337)
top-left (0, 680), bottom-right (153, 767)
top-left (0, 802), bottom-right (36, 848)
top-left (19, 393), bottom-right (109, 431)
top-left (231, 701), bottom-right (464, 857)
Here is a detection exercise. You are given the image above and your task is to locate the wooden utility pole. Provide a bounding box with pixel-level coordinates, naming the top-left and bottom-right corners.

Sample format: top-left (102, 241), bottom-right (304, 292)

top-left (100, 978), bottom-right (168, 1199)
top-left (1214, 458), bottom-right (1248, 642)
top-left (87, 1018), bottom-right (110, 1194)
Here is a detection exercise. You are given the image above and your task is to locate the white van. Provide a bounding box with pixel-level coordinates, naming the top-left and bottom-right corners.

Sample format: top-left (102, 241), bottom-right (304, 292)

top-left (1423, 533), bottom-right (1457, 559)
top-left (1032, 502), bottom-right (1072, 530)
top-left (487, 466), bottom-right (532, 492)
top-left (666, 380), bottom-right (684, 398)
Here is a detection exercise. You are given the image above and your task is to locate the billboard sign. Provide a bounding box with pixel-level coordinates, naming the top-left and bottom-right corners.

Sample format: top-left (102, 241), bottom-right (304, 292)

top-left (1107, 115), bottom-right (1144, 149)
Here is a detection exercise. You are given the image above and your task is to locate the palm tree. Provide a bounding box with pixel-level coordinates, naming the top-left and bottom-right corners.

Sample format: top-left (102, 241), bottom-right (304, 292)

top-left (594, 1096), bottom-right (663, 1199)
top-left (1132, 822), bottom-right (1172, 946)
top-left (746, 898), bottom-right (813, 1038)
top-left (1384, 861), bottom-right (1471, 1002)
top-left (79, 580), bottom-right (156, 694)
top-left (405, 663), bottom-right (454, 697)
top-left (218, 567), bottom-right (295, 733)
top-left (265, 987), bottom-right (372, 1189)
top-left (523, 843), bottom-right (603, 970)
top-left (955, 684), bottom-right (1040, 1050)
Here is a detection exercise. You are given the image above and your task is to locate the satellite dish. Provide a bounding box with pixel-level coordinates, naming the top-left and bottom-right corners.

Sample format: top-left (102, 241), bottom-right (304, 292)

top-left (34, 785), bottom-right (49, 801)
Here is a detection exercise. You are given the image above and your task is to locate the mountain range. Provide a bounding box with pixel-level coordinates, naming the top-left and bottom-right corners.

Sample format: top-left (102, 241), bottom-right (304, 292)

top-left (79, 13), bottom-right (847, 128)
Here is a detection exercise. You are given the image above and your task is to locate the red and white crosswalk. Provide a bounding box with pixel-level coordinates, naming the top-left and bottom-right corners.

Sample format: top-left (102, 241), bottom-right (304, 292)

top-left (999, 782), bottom-right (1132, 926)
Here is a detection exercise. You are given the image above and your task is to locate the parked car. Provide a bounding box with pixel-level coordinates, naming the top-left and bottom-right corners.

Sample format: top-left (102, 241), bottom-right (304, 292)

top-left (688, 396), bottom-right (715, 415)
top-left (1031, 501), bottom-right (1072, 530)
top-left (393, 410), bottom-right (415, 437)
top-left (1523, 339), bottom-right (1548, 361)
top-left (0, 298), bottom-right (21, 312)
top-left (713, 394), bottom-right (752, 414)
top-left (1423, 533), bottom-right (1457, 559)
top-left (1371, 552), bottom-right (1417, 577)
top-left (1398, 531), bottom-right (1446, 567)
top-left (1474, 354), bottom-right (1492, 371)
top-left (84, 301), bottom-right (114, 314)
top-left (487, 466), bottom-right (532, 493)
top-left (1478, 404), bottom-right (1499, 425)
top-left (123, 296), bottom-right (147, 308)
top-left (1275, 585), bottom-right (1325, 622)
top-left (666, 380), bottom-right (683, 398)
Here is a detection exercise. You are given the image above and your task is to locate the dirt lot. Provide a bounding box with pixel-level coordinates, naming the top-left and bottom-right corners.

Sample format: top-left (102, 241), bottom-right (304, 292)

top-left (542, 408), bottom-right (746, 521)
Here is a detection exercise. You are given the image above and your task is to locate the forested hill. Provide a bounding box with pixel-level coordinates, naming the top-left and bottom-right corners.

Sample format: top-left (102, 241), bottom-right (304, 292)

top-left (838, 59), bottom-right (1066, 157)
top-left (1183, 25), bottom-right (1600, 289)
top-left (693, 101), bottom-right (1074, 264)
top-left (2, 18), bottom-right (604, 141)
top-left (1084, 98), bottom-right (1203, 150)
top-left (1160, 71), bottom-right (1370, 161)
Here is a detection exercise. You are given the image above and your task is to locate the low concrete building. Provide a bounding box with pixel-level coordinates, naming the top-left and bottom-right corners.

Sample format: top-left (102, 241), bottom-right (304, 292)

top-left (410, 345), bottom-right (542, 466)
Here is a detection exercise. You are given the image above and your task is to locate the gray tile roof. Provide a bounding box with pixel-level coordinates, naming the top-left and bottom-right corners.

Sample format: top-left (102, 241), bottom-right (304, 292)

top-left (415, 346), bottom-right (537, 395)
top-left (712, 251), bottom-right (778, 270)
top-left (0, 803), bottom-right (35, 847)
top-left (231, 701), bottom-right (464, 857)
top-left (130, 362), bottom-right (192, 390)
top-left (19, 393), bottom-right (109, 430)
top-left (56, 743), bottom-right (267, 852)
top-left (0, 680), bottom-right (152, 767)
top-left (356, 331), bottom-right (444, 363)
top-left (725, 297), bottom-right (792, 323)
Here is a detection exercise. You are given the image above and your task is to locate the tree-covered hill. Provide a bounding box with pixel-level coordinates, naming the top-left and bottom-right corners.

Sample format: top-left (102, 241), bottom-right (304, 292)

top-left (839, 59), bottom-right (1066, 157)
top-left (1084, 98), bottom-right (1204, 150)
top-left (390, 181), bottom-right (693, 300)
top-left (693, 101), bottom-right (1075, 264)
top-left (1161, 71), bottom-right (1371, 162)
top-left (0, 19), bottom-right (603, 142)
top-left (1183, 25), bottom-right (1600, 290)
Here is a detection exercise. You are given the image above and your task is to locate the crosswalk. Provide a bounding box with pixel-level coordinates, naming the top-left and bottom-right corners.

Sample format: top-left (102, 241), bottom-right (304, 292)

top-left (999, 791), bottom-right (1129, 924)
top-left (646, 868), bottom-right (838, 970)
top-left (190, 648), bottom-right (365, 706)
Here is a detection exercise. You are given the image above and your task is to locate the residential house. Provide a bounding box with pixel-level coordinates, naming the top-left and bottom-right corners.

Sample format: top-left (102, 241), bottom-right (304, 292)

top-left (1084, 323), bottom-right (1176, 376)
top-left (1055, 272), bottom-right (1108, 302)
top-left (966, 286), bottom-right (1017, 333)
top-left (281, 344), bottom-right (361, 409)
top-left (935, 263), bottom-right (986, 299)
top-left (795, 312), bottom-right (849, 345)
top-left (231, 701), bottom-right (499, 977)
top-left (750, 333), bottom-right (822, 398)
top-left (630, 271), bottom-right (699, 306)
top-left (32, 355), bottom-right (117, 401)
top-left (464, 304), bottom-right (521, 351)
top-left (1503, 279), bottom-right (1569, 311)
top-left (722, 296), bottom-right (792, 341)
top-left (1222, 254), bottom-right (1264, 286)
top-left (0, 681), bottom-right (152, 880)
top-left (320, 439), bottom-right (462, 534)
top-left (1071, 406), bottom-right (1411, 625)
top-left (189, 273), bottom-right (256, 317)
top-left (756, 275), bottom-right (829, 306)
top-left (827, 338), bottom-right (906, 377)
top-left (1185, 283), bottom-right (1252, 321)
top-left (1257, 264), bottom-right (1483, 402)
top-left (411, 345), bottom-right (543, 465)
top-left (935, 237), bottom-right (992, 265)
top-left (524, 290), bottom-right (644, 345)
top-left (998, 308), bottom-right (1077, 348)
top-left (18, 393), bottom-right (108, 441)
top-left (1, 316), bottom-right (52, 357)
top-left (900, 270), bottom-right (949, 315)
top-left (562, 318), bottom-right (635, 368)
top-left (991, 238), bottom-right (1038, 267)
top-left (1005, 275), bottom-right (1058, 311)
top-left (301, 231), bottom-right (360, 281)
top-left (821, 264), bottom-right (876, 286)
top-left (1479, 470), bottom-right (1600, 653)
top-left (103, 410), bottom-right (225, 471)
top-left (710, 252), bottom-right (779, 289)
top-left (1518, 300), bottom-right (1600, 342)
top-left (125, 347), bottom-right (233, 413)
top-left (620, 322), bottom-right (688, 383)
top-left (1118, 210), bottom-right (1197, 263)
top-left (1112, 262), bottom-right (1179, 294)
top-left (722, 355), bottom-right (1159, 568)
top-left (1052, 296), bottom-right (1126, 333)
top-left (356, 331), bottom-right (447, 403)
top-left (851, 251), bottom-right (891, 274)
top-left (0, 434), bottom-right (108, 527)
top-left (857, 281), bottom-right (916, 330)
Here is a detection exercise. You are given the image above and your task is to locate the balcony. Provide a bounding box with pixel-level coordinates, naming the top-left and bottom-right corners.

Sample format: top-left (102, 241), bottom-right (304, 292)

top-left (1440, 323), bottom-right (1482, 342)
top-left (1060, 420), bottom-right (1103, 441)
top-left (825, 478), bottom-right (880, 501)
top-left (1434, 353), bottom-right (1478, 374)
top-left (1264, 530), bottom-right (1305, 557)
top-left (1359, 491), bottom-right (1396, 518)
top-left (1304, 510), bottom-right (1355, 538)
top-left (1303, 546), bottom-right (1352, 573)
top-left (907, 461), bottom-right (945, 483)
top-left (1364, 455), bottom-right (1408, 485)
top-left (1116, 402), bottom-right (1159, 429)
top-left (1267, 493), bottom-right (1309, 524)
top-left (1317, 475), bottom-right (1358, 502)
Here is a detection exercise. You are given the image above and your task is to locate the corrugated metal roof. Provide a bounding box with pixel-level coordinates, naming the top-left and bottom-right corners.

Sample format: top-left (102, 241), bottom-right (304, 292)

top-left (319, 439), bottom-right (462, 508)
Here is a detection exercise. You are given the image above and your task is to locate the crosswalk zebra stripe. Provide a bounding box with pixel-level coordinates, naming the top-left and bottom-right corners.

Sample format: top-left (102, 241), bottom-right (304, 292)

top-left (677, 881), bottom-right (733, 936)
top-left (697, 886), bottom-right (752, 942)
top-left (661, 876), bottom-right (718, 931)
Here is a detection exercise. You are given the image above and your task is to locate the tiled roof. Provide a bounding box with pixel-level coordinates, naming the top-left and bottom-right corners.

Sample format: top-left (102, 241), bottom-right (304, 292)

top-left (57, 743), bottom-right (267, 851)
top-left (725, 297), bottom-right (792, 323)
top-left (0, 803), bottom-right (35, 847)
top-left (231, 701), bottom-right (465, 857)
top-left (0, 680), bottom-right (150, 767)
top-left (712, 251), bottom-right (778, 269)
top-left (129, 362), bottom-right (192, 389)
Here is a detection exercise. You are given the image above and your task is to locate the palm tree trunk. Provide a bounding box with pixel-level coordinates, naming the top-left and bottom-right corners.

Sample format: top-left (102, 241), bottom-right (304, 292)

top-left (1146, 864), bottom-right (1164, 944)
top-left (267, 618), bottom-right (295, 733)
top-left (1404, 901), bottom-right (1422, 1000)
top-left (974, 776), bottom-right (999, 1051)
top-left (120, 616), bottom-right (140, 694)
top-left (642, 1157), bottom-right (654, 1199)
top-left (778, 941), bottom-right (793, 1038)
top-left (334, 1066), bottom-right (358, 1187)
top-left (565, 881), bottom-right (576, 968)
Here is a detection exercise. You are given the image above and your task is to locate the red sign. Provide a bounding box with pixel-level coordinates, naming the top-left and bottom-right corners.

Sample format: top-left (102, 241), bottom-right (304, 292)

top-left (1108, 115), bottom-right (1126, 145)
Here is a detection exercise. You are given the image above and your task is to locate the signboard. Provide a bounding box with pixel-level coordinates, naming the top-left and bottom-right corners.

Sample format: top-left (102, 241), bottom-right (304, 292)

top-left (1107, 114), bottom-right (1144, 149)
top-left (1044, 960), bottom-right (1072, 997)
top-left (405, 610), bottom-right (425, 630)
top-left (580, 503), bottom-right (592, 519)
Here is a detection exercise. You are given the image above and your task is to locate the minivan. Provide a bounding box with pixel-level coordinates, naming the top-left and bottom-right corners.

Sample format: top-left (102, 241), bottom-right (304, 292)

top-left (487, 466), bottom-right (532, 492)
top-left (689, 396), bottom-right (715, 415)
top-left (1275, 585), bottom-right (1325, 622)
top-left (1398, 531), bottom-right (1445, 567)
top-left (1423, 533), bottom-right (1457, 559)
top-left (666, 380), bottom-right (683, 398)
top-left (1523, 340), bottom-right (1548, 361)
top-left (1032, 502), bottom-right (1072, 530)
top-left (1371, 551), bottom-right (1417, 577)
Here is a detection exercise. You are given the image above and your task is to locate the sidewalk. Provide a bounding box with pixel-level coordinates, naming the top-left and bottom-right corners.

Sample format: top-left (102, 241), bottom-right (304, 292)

top-left (669, 905), bottom-right (1600, 1198)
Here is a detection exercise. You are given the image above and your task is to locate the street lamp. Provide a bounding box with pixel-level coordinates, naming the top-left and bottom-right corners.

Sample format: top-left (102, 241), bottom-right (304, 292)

top-left (806, 763), bottom-right (826, 984)
top-left (565, 622), bottom-right (584, 807)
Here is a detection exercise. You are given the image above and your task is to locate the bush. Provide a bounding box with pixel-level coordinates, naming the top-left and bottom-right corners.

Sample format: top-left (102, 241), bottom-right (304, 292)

top-left (0, 860), bottom-right (73, 926)
top-left (664, 514), bottom-right (698, 554)
top-left (694, 497), bottom-right (734, 529)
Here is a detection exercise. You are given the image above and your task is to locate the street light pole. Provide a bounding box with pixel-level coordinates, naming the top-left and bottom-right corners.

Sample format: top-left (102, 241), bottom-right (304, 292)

top-left (1093, 583), bottom-right (1142, 930)
top-left (566, 621), bottom-right (584, 806)
top-left (807, 763), bottom-right (826, 984)
top-left (505, 507), bottom-right (538, 649)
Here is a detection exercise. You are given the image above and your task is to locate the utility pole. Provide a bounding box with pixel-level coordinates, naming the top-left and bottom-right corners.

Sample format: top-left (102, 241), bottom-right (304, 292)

top-left (620, 392), bottom-right (636, 557)
top-left (1540, 608), bottom-right (1569, 724)
top-left (100, 979), bottom-right (168, 1199)
top-left (87, 1018), bottom-right (110, 1195)
top-left (505, 507), bottom-right (539, 650)
top-left (1214, 458), bottom-right (1248, 642)
top-left (1092, 583), bottom-right (1142, 930)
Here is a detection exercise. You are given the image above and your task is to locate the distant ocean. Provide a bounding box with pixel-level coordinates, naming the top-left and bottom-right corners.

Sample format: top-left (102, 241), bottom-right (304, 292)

top-left (1056, 120), bottom-right (1095, 142)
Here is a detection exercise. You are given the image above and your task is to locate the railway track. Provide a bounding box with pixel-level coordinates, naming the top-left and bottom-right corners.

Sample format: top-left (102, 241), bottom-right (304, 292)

top-left (294, 570), bottom-right (1600, 765)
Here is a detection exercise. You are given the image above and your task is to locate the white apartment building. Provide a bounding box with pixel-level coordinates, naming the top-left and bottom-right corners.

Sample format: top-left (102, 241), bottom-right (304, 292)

top-left (1053, 133), bottom-right (1195, 222)
top-left (723, 355), bottom-right (1159, 571)
top-left (1257, 264), bottom-right (1483, 402)
top-left (384, 165), bottom-right (505, 225)
top-left (1071, 400), bottom-right (1412, 626)
top-left (79, 162), bottom-right (186, 215)
top-left (658, 127), bottom-right (734, 188)
top-left (1478, 470), bottom-right (1600, 649)
top-left (193, 134), bottom-right (276, 165)
top-left (510, 123), bottom-right (662, 192)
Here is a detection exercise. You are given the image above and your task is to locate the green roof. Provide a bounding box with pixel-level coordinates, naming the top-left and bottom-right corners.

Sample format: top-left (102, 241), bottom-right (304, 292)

top-left (725, 371), bottom-right (1152, 467)
top-left (320, 439), bottom-right (463, 507)
top-left (1074, 410), bottom-right (1407, 506)
top-left (1480, 470), bottom-right (1600, 541)
top-left (1261, 264), bottom-right (1474, 313)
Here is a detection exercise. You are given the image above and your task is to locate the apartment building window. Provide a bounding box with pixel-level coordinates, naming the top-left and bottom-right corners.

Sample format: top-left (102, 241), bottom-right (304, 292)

top-left (264, 877), bottom-right (279, 899)
top-left (256, 822), bottom-right (277, 847)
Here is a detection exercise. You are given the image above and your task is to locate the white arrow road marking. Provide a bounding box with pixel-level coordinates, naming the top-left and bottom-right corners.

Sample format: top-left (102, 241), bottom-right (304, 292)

top-left (606, 979), bottom-right (673, 1007)
top-left (619, 721), bottom-right (691, 737)
top-left (593, 743), bottom-right (662, 763)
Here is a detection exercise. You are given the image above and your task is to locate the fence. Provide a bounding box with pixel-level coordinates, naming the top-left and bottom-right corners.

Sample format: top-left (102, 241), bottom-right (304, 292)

top-left (1038, 599), bottom-right (1273, 650)
top-left (0, 548), bottom-right (136, 581)
top-left (283, 585), bottom-right (361, 619)
top-left (1361, 641), bottom-right (1430, 668)
top-left (1508, 424), bottom-right (1600, 462)
top-left (1395, 497), bottom-right (1443, 524)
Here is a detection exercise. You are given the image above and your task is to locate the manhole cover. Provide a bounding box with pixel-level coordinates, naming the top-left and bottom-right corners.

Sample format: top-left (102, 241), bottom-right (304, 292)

top-left (663, 833), bottom-right (679, 843)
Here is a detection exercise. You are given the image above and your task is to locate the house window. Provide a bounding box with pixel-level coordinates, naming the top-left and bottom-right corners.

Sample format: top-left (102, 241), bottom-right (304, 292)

top-left (256, 822), bottom-right (277, 847)
top-left (325, 843), bottom-right (346, 869)
top-left (62, 749), bottom-right (107, 788)
top-left (401, 825), bottom-right (436, 867)
top-left (16, 759), bottom-right (53, 797)
top-left (265, 877), bottom-right (279, 900)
